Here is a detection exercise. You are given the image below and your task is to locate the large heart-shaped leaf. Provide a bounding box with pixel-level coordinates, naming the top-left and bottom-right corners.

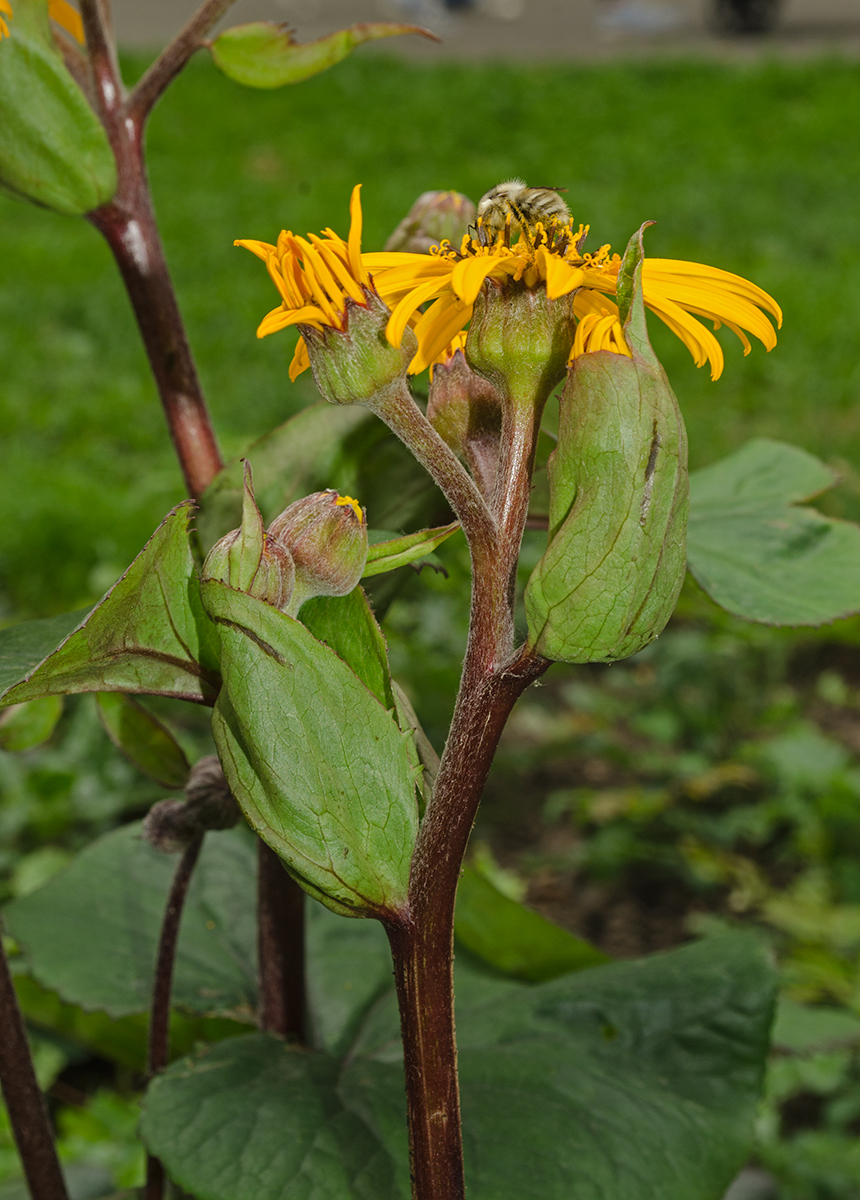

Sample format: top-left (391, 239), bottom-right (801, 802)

top-left (687, 439), bottom-right (860, 625)
top-left (0, 609), bottom-right (92, 695)
top-left (141, 934), bottom-right (775, 1200)
top-left (300, 589), bottom-right (395, 712)
top-left (210, 21), bottom-right (435, 89)
top-left (1, 505), bottom-right (220, 708)
top-left (5, 824), bottom-right (258, 1021)
top-left (203, 581), bottom-right (418, 918)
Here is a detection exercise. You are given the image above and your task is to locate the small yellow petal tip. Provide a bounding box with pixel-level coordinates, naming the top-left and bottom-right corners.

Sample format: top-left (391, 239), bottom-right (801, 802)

top-left (335, 495), bottom-right (364, 522)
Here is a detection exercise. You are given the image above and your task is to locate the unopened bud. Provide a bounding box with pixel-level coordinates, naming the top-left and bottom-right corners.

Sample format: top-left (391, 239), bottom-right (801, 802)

top-left (524, 226), bottom-right (689, 664)
top-left (467, 283), bottom-right (577, 407)
top-left (384, 190), bottom-right (476, 254)
top-left (268, 489), bottom-right (368, 615)
top-left (143, 755), bottom-right (240, 853)
top-left (202, 461), bottom-right (295, 609)
top-left (427, 349), bottom-right (501, 497)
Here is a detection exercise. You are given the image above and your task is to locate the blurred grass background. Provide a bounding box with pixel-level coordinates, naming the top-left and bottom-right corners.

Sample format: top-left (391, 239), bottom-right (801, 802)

top-left (3, 52), bottom-right (860, 618)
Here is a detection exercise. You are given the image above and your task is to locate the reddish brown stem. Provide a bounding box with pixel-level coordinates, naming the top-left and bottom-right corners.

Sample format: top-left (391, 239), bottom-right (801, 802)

top-left (0, 935), bottom-right (69, 1200)
top-left (145, 834), bottom-right (204, 1200)
top-left (257, 842), bottom-right (307, 1042)
top-left (128, 0), bottom-right (238, 127)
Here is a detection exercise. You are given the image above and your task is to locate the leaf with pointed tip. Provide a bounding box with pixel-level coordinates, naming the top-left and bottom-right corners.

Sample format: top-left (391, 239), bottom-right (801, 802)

top-left (299, 589), bottom-right (395, 712)
top-left (363, 523), bottom-right (460, 578)
top-left (1, 505), bottom-right (220, 709)
top-left (687, 439), bottom-right (860, 626)
top-left (140, 934), bottom-right (775, 1200)
top-left (0, 696), bottom-right (63, 752)
top-left (210, 21), bottom-right (435, 89)
top-left (454, 865), bottom-right (609, 982)
top-left (202, 580), bottom-right (418, 918)
top-left (96, 694), bottom-right (190, 788)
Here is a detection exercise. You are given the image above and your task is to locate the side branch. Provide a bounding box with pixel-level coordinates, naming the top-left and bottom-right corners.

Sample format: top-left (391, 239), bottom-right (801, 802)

top-left (128, 0), bottom-right (238, 126)
top-left (0, 935), bottom-right (69, 1200)
top-left (257, 842), bottom-right (307, 1042)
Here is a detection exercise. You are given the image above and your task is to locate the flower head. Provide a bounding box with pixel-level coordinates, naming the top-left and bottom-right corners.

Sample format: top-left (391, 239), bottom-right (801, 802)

top-left (239, 184), bottom-right (782, 385)
top-left (366, 206), bottom-right (782, 381)
top-left (236, 184), bottom-right (372, 382)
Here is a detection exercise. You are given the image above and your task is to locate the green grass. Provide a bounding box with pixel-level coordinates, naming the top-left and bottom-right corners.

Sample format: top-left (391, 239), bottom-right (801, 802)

top-left (3, 52), bottom-right (860, 616)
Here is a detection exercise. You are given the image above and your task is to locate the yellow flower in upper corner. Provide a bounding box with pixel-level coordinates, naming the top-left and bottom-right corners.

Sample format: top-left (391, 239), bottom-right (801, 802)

top-left (0, 0), bottom-right (85, 43)
top-left (236, 184), bottom-right (372, 382)
top-left (364, 208), bottom-right (782, 381)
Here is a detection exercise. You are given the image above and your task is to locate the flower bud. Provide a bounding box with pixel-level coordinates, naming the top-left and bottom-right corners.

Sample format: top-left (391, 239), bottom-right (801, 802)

top-left (466, 282), bottom-right (577, 408)
top-left (202, 460), bottom-right (295, 609)
top-left (304, 288), bottom-right (417, 407)
top-left (268, 489), bottom-right (368, 615)
top-left (427, 348), bottom-right (502, 497)
top-left (524, 226), bottom-right (688, 664)
top-left (384, 190), bottom-right (476, 254)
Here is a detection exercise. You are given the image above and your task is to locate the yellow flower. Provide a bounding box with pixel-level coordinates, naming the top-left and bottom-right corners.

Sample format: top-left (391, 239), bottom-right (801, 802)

top-left (239, 185), bottom-right (782, 385)
top-left (0, 1), bottom-right (85, 43)
top-left (236, 184), bottom-right (371, 382)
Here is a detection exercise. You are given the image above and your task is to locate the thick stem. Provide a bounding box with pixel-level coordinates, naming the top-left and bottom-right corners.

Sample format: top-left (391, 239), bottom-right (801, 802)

top-left (256, 842), bottom-right (307, 1042)
top-left (388, 652), bottom-right (549, 1200)
top-left (145, 834), bottom-right (204, 1200)
top-left (0, 936), bottom-right (69, 1200)
top-left (128, 0), bottom-right (238, 127)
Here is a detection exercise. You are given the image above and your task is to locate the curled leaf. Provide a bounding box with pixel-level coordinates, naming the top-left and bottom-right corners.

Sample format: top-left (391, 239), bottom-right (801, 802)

top-left (209, 21), bottom-right (438, 89)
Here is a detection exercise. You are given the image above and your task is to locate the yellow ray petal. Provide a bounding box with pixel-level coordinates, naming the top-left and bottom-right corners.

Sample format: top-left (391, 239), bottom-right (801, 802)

top-left (386, 276), bottom-right (451, 349)
top-left (348, 184), bottom-right (369, 286)
top-left (235, 238), bottom-right (276, 263)
top-left (450, 255), bottom-right (503, 305)
top-left (644, 259), bottom-right (782, 325)
top-left (49, 0), bottom-right (84, 42)
top-left (257, 304), bottom-right (324, 339)
top-left (410, 295), bottom-right (472, 375)
top-left (538, 249), bottom-right (585, 300)
top-left (645, 294), bottom-right (725, 380)
top-left (309, 235), bottom-right (365, 305)
top-left (289, 336), bottom-right (311, 381)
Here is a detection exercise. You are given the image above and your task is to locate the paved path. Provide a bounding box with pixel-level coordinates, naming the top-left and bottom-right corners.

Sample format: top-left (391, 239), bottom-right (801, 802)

top-left (112, 0), bottom-right (860, 58)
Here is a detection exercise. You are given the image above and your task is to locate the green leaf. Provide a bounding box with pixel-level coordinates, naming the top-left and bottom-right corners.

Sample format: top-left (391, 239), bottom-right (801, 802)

top-left (1, 505), bottom-right (220, 709)
top-left (0, 0), bottom-right (117, 214)
top-left (363, 523), bottom-right (460, 577)
top-left (5, 823), bottom-right (258, 1020)
top-left (0, 609), bottom-right (91, 694)
top-left (210, 21), bottom-right (433, 89)
top-left (687, 438), bottom-right (860, 625)
top-left (203, 581), bottom-right (418, 918)
top-left (95, 694), bottom-right (190, 789)
top-left (300, 589), bottom-right (395, 711)
top-left (15, 975), bottom-right (247, 1071)
top-left (141, 935), bottom-right (775, 1200)
top-left (0, 695), bottom-right (63, 751)
top-left (454, 865), bottom-right (609, 982)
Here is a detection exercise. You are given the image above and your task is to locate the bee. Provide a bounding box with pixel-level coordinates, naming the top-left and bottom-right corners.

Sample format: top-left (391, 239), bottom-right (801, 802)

top-left (476, 179), bottom-right (570, 244)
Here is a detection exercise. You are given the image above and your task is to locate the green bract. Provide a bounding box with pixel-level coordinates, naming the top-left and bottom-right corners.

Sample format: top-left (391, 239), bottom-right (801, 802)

top-left (0, 0), bottom-right (116, 214)
top-left (525, 226), bottom-right (689, 664)
top-left (201, 580), bottom-right (419, 919)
